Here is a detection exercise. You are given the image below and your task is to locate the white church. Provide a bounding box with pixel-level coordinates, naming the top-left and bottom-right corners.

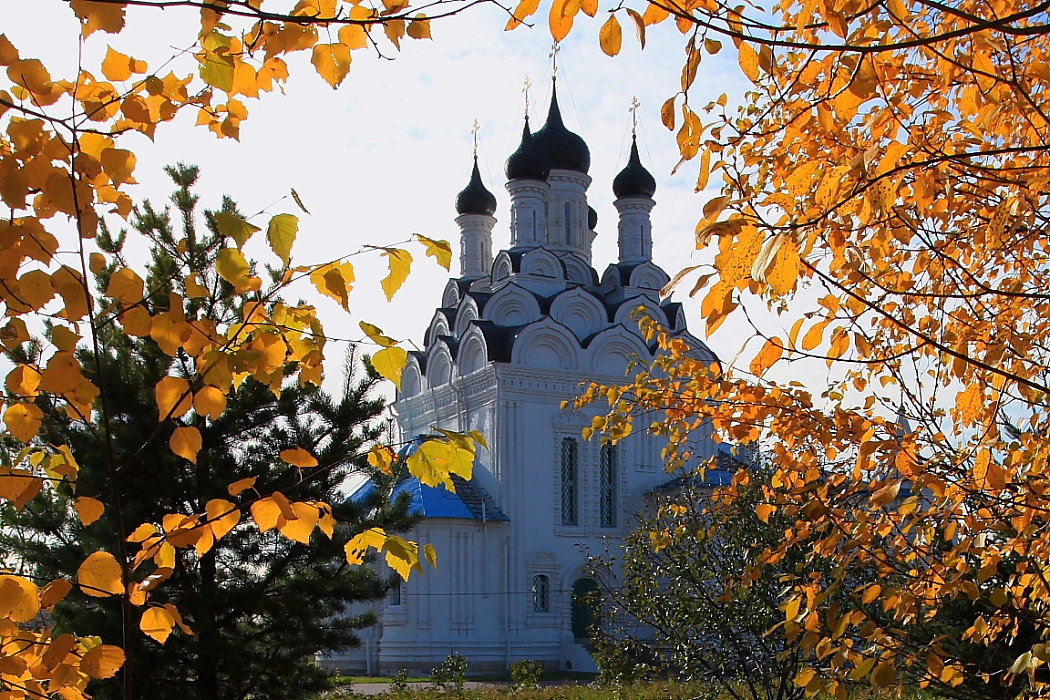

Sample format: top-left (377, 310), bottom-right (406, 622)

top-left (326, 80), bottom-right (719, 675)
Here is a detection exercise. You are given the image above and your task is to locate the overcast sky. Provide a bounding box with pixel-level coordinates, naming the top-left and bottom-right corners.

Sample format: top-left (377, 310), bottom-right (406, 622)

top-left (7, 2), bottom-right (777, 392)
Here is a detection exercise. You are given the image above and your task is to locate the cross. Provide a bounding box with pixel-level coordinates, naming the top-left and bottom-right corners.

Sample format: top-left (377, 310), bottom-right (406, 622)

top-left (549, 41), bottom-right (560, 78)
top-left (522, 76), bottom-right (532, 118)
top-left (629, 96), bottom-right (640, 136)
top-left (471, 119), bottom-right (480, 157)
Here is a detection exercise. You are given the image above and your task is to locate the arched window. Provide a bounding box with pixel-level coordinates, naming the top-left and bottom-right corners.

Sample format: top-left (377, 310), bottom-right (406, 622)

top-left (561, 438), bottom-right (578, 526)
top-left (532, 574), bottom-right (550, 613)
top-left (600, 443), bottom-right (618, 527)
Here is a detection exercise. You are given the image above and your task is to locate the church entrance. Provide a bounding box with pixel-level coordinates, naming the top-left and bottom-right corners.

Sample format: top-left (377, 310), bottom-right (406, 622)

top-left (570, 577), bottom-right (600, 641)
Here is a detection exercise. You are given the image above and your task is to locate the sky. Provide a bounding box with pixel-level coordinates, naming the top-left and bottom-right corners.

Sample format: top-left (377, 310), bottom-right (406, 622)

top-left (6, 2), bottom-right (774, 394)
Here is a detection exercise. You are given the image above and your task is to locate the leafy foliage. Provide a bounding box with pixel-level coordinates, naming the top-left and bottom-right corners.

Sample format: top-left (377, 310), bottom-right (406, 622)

top-left (0, 166), bottom-right (420, 700)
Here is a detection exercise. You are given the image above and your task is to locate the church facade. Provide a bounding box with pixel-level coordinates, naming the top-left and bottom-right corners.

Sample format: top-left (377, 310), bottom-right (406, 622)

top-left (326, 83), bottom-right (717, 675)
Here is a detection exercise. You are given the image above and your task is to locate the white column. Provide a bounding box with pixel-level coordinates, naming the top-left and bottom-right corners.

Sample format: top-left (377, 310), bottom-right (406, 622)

top-left (614, 196), bottom-right (655, 263)
top-left (457, 213), bottom-right (496, 278)
top-left (506, 180), bottom-right (549, 248)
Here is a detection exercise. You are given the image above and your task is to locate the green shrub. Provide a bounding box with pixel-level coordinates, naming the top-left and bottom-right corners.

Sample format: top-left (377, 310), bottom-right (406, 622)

top-left (430, 653), bottom-right (469, 694)
top-left (510, 659), bottom-right (544, 690)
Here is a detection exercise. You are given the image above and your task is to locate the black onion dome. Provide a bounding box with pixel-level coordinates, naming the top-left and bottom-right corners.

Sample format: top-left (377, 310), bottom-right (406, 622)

top-left (588, 206), bottom-right (598, 230)
top-left (455, 156), bottom-right (497, 216)
top-left (613, 135), bottom-right (656, 199)
top-left (505, 118), bottom-right (550, 181)
top-left (532, 83), bottom-right (591, 174)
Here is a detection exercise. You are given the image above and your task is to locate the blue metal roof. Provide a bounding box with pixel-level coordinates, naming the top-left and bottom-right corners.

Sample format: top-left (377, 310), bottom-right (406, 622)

top-left (349, 475), bottom-right (509, 521)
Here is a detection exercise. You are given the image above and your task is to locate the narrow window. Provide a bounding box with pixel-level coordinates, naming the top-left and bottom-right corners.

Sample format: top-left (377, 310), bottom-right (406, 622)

top-left (564, 201), bottom-right (573, 246)
top-left (561, 438), bottom-right (578, 526)
top-left (600, 443), bottom-right (618, 527)
top-left (532, 574), bottom-right (550, 613)
top-left (388, 581), bottom-right (402, 606)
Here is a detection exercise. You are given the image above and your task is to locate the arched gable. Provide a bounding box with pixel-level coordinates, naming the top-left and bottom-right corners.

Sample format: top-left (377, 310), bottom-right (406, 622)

top-left (586, 325), bottom-right (652, 377)
top-left (598, 264), bottom-right (623, 296)
top-left (424, 309), bottom-right (452, 348)
top-left (484, 284), bottom-right (542, 326)
top-left (613, 296), bottom-right (665, 336)
top-left (550, 288), bottom-right (608, 341)
top-left (425, 342), bottom-right (454, 388)
top-left (456, 325), bottom-right (490, 376)
top-left (520, 247), bottom-right (566, 279)
top-left (511, 318), bottom-right (581, 371)
top-left (491, 251), bottom-right (514, 284)
top-left (398, 354), bottom-right (424, 399)
top-left (441, 279), bottom-right (462, 308)
top-left (558, 252), bottom-right (597, 285)
top-left (628, 261), bottom-right (671, 291)
top-left (454, 296), bottom-right (480, 336)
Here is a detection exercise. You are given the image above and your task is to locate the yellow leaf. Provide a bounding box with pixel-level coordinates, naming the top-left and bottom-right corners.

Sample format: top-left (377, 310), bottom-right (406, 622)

top-left (40, 578), bottom-right (73, 610)
top-left (424, 542), bottom-right (438, 569)
top-left (100, 148), bottom-right (137, 186)
top-left (956, 383), bottom-right (983, 425)
top-left (77, 551), bottom-right (124, 598)
top-left (408, 438), bottom-right (474, 489)
top-left (265, 213), bottom-right (298, 266)
top-left (227, 476), bottom-right (257, 496)
top-left (801, 320), bottom-right (828, 351)
top-left (505, 0), bottom-right (541, 29)
top-left (599, 15), bottom-right (622, 57)
top-left (384, 534), bottom-right (421, 579)
top-left (872, 661), bottom-right (895, 687)
top-left (749, 337), bottom-right (783, 377)
top-left (155, 376), bottom-right (192, 420)
top-left (360, 321), bottom-right (397, 347)
top-left (414, 234), bottom-right (452, 270)
top-left (193, 386), bottom-right (227, 420)
top-left (755, 503), bottom-right (775, 523)
top-left (407, 15), bottom-right (432, 39)
top-left (738, 42), bottom-right (760, 82)
top-left (250, 497), bottom-right (282, 533)
top-left (0, 575), bottom-right (39, 622)
top-left (280, 447), bottom-right (318, 468)
top-left (372, 346), bottom-right (408, 389)
top-left (549, 0), bottom-right (581, 42)
top-left (214, 212), bottom-right (260, 247)
top-left (199, 32), bottom-right (235, 92)
top-left (169, 426), bottom-right (202, 463)
top-left (121, 306), bottom-right (152, 336)
top-left (101, 46), bottom-right (135, 81)
top-left (279, 501), bottom-right (319, 543)
top-left (74, 496), bottom-right (105, 526)
top-left (80, 644), bottom-right (125, 679)
top-left (216, 248), bottom-right (251, 288)
top-left (380, 248), bottom-right (412, 301)
top-left (310, 261), bottom-right (355, 310)
top-left (861, 583), bottom-right (882, 604)
top-left (345, 527), bottom-right (388, 565)
top-left (69, 0), bottom-right (126, 36)
top-left (368, 445), bottom-right (396, 475)
top-left (140, 606), bottom-right (175, 644)
top-left (338, 23), bottom-right (369, 50)
top-left (106, 267), bottom-right (144, 303)
top-left (766, 238), bottom-right (801, 295)
top-left (4, 402), bottom-right (42, 443)
top-left (311, 43), bottom-right (352, 88)
top-left (695, 148), bottom-right (711, 192)
top-left (206, 498), bottom-right (240, 540)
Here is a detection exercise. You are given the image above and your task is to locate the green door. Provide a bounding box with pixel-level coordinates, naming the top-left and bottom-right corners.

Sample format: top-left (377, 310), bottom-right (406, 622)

top-left (570, 577), bottom-right (600, 640)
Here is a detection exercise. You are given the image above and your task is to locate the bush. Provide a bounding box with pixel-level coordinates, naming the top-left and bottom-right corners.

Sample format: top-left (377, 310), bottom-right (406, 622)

top-left (390, 669), bottom-right (411, 696)
top-left (510, 659), bottom-right (544, 690)
top-left (430, 653), bottom-right (469, 694)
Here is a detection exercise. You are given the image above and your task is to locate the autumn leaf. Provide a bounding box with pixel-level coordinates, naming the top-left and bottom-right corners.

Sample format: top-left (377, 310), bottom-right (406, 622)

top-left (311, 43), bottom-right (352, 88)
top-left (266, 213), bottom-right (298, 266)
top-left (155, 376), bottom-right (192, 420)
top-left (380, 248), bottom-right (412, 301)
top-left (599, 15), bottom-right (622, 57)
top-left (169, 426), bottom-right (202, 463)
top-left (214, 212), bottom-right (260, 247)
top-left (69, 0), bottom-right (126, 36)
top-left (74, 497), bottom-right (105, 526)
top-left (140, 606), bottom-right (175, 644)
top-left (360, 321), bottom-right (397, 347)
top-left (77, 551), bottom-right (124, 597)
top-left (106, 266), bottom-right (144, 303)
top-left (344, 527), bottom-right (388, 566)
top-left (193, 386), bottom-right (227, 420)
top-left (227, 476), bottom-right (257, 496)
top-left (414, 234), bottom-right (452, 270)
top-left (80, 644), bottom-right (125, 679)
top-left (280, 447), bottom-right (318, 468)
top-left (216, 248), bottom-right (251, 288)
top-left (4, 402), bottom-right (43, 443)
top-left (372, 346), bottom-right (408, 388)
top-left (0, 575), bottom-right (39, 623)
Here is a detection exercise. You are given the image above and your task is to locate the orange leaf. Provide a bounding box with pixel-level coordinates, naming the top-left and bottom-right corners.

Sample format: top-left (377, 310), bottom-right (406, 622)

top-left (140, 606), bottom-right (175, 644)
top-left (76, 551), bottom-right (124, 598)
top-left (79, 644), bottom-right (125, 679)
top-left (74, 496), bottom-right (105, 526)
top-left (227, 477), bottom-right (257, 496)
top-left (280, 447), bottom-right (319, 468)
top-left (599, 15), bottom-right (623, 57)
top-left (155, 376), bottom-right (192, 420)
top-left (193, 386), bottom-right (227, 420)
top-left (169, 426), bottom-right (202, 463)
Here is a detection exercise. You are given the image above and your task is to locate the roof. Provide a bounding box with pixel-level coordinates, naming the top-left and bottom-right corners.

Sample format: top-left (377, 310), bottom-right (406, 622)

top-left (349, 475), bottom-right (508, 521)
top-left (647, 448), bottom-right (754, 494)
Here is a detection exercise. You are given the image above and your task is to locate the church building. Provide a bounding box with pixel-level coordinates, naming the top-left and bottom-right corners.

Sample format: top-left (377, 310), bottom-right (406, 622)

top-left (327, 80), bottom-right (718, 675)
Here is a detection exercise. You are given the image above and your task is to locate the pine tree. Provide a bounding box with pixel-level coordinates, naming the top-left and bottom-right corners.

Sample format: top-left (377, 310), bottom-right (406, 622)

top-left (0, 165), bottom-right (414, 700)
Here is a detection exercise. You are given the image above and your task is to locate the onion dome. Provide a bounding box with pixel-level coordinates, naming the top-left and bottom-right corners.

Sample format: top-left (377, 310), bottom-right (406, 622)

top-left (532, 82), bottom-right (591, 174)
top-left (613, 135), bottom-right (656, 199)
top-left (505, 117), bottom-right (550, 182)
top-left (588, 205), bottom-right (598, 230)
top-left (455, 156), bottom-right (497, 216)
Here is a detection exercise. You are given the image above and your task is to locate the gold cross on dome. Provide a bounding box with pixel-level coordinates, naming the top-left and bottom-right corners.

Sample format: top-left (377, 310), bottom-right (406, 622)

top-left (522, 77), bottom-right (533, 117)
top-left (549, 41), bottom-right (560, 77)
top-left (471, 119), bottom-right (481, 157)
top-left (629, 96), bottom-right (640, 135)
